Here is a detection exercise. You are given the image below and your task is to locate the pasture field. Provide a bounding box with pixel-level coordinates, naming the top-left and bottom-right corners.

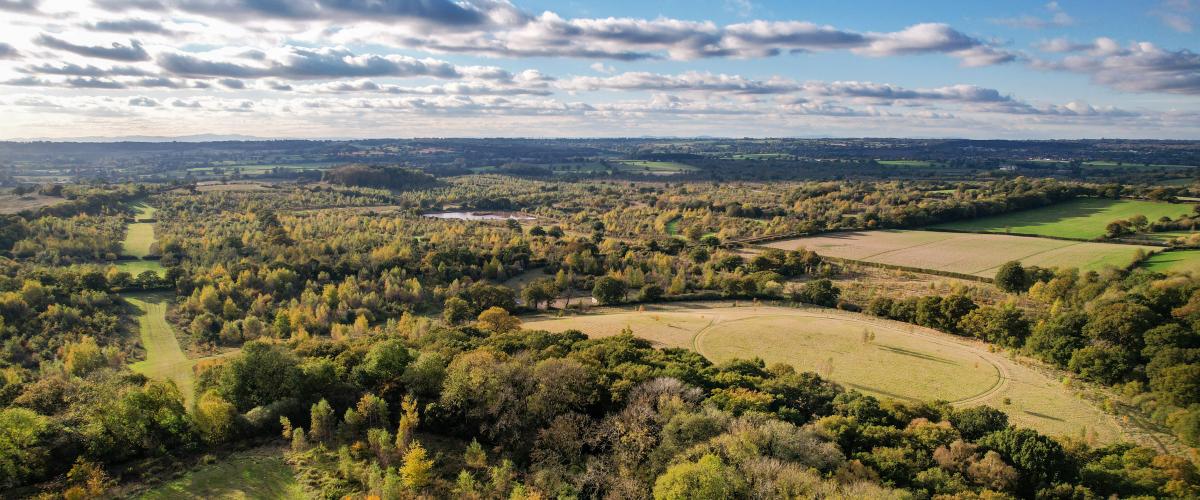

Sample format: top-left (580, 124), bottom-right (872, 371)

top-left (122, 222), bottom-right (156, 258)
top-left (524, 303), bottom-right (1122, 441)
top-left (762, 230), bottom-right (1157, 277)
top-left (135, 447), bottom-right (302, 499)
top-left (1142, 250), bottom-right (1200, 274)
top-left (127, 293), bottom-right (196, 403)
top-left (930, 198), bottom-right (1194, 239)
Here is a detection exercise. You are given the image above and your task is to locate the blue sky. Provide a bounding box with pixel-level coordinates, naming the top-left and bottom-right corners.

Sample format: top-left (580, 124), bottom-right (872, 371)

top-left (0, 0), bottom-right (1196, 139)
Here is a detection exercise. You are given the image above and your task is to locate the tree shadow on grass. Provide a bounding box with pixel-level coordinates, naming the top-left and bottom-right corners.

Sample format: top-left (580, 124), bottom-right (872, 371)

top-left (875, 344), bottom-right (958, 365)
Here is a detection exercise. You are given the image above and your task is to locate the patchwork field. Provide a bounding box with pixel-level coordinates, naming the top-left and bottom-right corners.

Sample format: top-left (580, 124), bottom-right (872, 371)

top-left (524, 303), bottom-right (1123, 441)
top-left (762, 230), bottom-right (1157, 277)
top-left (930, 198), bottom-right (1195, 239)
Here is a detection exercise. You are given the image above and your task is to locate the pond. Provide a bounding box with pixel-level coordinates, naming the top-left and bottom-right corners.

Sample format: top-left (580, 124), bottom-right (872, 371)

top-left (423, 211), bottom-right (535, 221)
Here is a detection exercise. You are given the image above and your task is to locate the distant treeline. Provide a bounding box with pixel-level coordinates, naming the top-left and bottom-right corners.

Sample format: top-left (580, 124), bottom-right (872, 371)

top-left (322, 164), bottom-right (438, 191)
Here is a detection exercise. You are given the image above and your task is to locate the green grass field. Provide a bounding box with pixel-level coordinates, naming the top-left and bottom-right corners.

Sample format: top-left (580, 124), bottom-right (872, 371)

top-left (136, 447), bottom-right (303, 499)
top-left (930, 198), bottom-right (1195, 239)
top-left (664, 216), bottom-right (681, 235)
top-left (877, 159), bottom-right (938, 167)
top-left (763, 230), bottom-right (1157, 277)
top-left (1142, 250), bottom-right (1200, 274)
top-left (127, 293), bottom-right (197, 404)
top-left (122, 223), bottom-right (156, 258)
top-left (524, 303), bottom-right (1123, 441)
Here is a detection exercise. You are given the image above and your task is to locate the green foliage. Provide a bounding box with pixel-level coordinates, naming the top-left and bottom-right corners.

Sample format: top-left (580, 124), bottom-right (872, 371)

top-left (216, 341), bottom-right (303, 411)
top-left (653, 454), bottom-right (742, 500)
top-left (592, 276), bottom-right (628, 305)
top-left (790, 279), bottom-right (840, 307)
top-left (995, 261), bottom-right (1029, 293)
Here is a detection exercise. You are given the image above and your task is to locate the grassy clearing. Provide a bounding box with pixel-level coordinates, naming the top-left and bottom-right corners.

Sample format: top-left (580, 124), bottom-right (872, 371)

top-left (122, 223), bottom-right (156, 258)
top-left (930, 198), bottom-right (1195, 239)
top-left (127, 293), bottom-right (196, 403)
top-left (1142, 250), bottom-right (1200, 274)
top-left (524, 303), bottom-right (1122, 441)
top-left (762, 230), bottom-right (1157, 277)
top-left (136, 447), bottom-right (303, 499)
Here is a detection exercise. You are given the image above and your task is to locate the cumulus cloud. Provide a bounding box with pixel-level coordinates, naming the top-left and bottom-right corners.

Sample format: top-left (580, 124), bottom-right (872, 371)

top-left (854, 23), bottom-right (1017, 66)
top-left (0, 42), bottom-right (18, 59)
top-left (1032, 38), bottom-right (1200, 94)
top-left (157, 46), bottom-right (469, 80)
top-left (36, 34), bottom-right (151, 61)
top-left (803, 81), bottom-right (1013, 103)
top-left (87, 18), bottom-right (172, 34)
top-left (124, 0), bottom-right (504, 25)
top-left (128, 95), bottom-right (158, 106)
top-left (559, 71), bottom-right (800, 94)
top-left (0, 0), bottom-right (38, 13)
top-left (19, 62), bottom-right (152, 77)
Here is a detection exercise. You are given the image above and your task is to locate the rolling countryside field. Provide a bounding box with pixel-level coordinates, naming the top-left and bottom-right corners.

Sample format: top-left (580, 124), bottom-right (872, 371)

top-left (524, 303), bottom-right (1124, 442)
top-left (761, 230), bottom-right (1157, 277)
top-left (930, 198), bottom-right (1195, 239)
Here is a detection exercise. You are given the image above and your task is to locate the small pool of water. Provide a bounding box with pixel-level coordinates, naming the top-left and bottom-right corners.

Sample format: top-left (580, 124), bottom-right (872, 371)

top-left (423, 211), bottom-right (535, 221)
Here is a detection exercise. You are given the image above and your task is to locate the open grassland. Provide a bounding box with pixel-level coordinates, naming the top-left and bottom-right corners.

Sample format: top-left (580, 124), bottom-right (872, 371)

top-left (122, 223), bottom-right (156, 258)
top-left (524, 303), bottom-right (1122, 441)
top-left (762, 230), bottom-right (1156, 277)
top-left (135, 447), bottom-right (303, 500)
top-left (930, 198), bottom-right (1195, 239)
top-left (1142, 250), bottom-right (1200, 274)
top-left (127, 293), bottom-right (196, 403)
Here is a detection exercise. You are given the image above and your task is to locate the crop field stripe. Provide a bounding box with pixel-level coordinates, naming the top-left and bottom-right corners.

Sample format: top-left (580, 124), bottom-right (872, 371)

top-left (969, 241), bottom-right (1082, 275)
top-left (857, 232), bottom-right (954, 260)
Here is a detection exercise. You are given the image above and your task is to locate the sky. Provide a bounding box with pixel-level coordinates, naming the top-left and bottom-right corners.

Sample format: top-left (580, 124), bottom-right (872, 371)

top-left (0, 0), bottom-right (1197, 140)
